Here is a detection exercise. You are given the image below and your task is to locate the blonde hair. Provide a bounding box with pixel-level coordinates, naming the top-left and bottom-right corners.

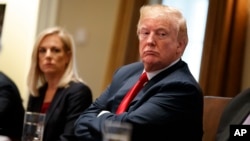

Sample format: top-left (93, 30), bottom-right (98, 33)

top-left (137, 4), bottom-right (188, 47)
top-left (27, 26), bottom-right (84, 96)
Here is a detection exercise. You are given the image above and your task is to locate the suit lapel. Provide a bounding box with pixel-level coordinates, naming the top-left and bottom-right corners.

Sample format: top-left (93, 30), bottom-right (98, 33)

top-left (219, 88), bottom-right (250, 140)
top-left (130, 60), bottom-right (186, 109)
top-left (231, 97), bottom-right (250, 124)
top-left (44, 87), bottom-right (65, 125)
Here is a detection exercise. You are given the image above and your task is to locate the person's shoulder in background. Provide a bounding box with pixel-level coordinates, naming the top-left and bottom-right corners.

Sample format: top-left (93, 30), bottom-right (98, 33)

top-left (0, 71), bottom-right (24, 104)
top-left (0, 71), bottom-right (25, 141)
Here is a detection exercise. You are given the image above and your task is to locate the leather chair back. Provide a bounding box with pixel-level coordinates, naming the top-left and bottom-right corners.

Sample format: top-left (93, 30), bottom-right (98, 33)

top-left (203, 96), bottom-right (232, 141)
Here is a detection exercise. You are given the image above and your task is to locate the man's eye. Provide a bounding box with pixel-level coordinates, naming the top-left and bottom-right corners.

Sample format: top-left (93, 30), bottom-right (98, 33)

top-left (158, 32), bottom-right (166, 37)
top-left (139, 31), bottom-right (150, 38)
top-left (142, 31), bottom-right (149, 35)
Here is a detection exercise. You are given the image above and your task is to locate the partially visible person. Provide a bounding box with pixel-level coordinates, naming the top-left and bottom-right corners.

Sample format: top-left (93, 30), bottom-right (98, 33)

top-left (0, 38), bottom-right (25, 141)
top-left (216, 88), bottom-right (250, 141)
top-left (26, 26), bottom-right (93, 141)
top-left (74, 4), bottom-right (203, 141)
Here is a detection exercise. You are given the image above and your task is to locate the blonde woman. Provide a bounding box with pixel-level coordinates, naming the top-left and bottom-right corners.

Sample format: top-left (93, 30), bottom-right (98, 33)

top-left (27, 26), bottom-right (92, 141)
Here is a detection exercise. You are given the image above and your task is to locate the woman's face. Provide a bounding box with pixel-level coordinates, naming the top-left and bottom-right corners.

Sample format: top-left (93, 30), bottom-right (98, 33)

top-left (38, 34), bottom-right (70, 77)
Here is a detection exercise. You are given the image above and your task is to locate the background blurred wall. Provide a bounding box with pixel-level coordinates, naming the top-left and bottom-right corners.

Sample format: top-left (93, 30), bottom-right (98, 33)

top-left (0, 0), bottom-right (121, 108)
top-left (56, 0), bottom-right (120, 100)
top-left (0, 0), bottom-right (40, 108)
top-left (0, 0), bottom-right (250, 109)
top-left (241, 1), bottom-right (250, 90)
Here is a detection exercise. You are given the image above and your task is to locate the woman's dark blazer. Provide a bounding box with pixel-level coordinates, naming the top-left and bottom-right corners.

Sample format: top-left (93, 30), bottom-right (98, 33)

top-left (27, 81), bottom-right (92, 141)
top-left (0, 72), bottom-right (25, 141)
top-left (216, 88), bottom-right (250, 141)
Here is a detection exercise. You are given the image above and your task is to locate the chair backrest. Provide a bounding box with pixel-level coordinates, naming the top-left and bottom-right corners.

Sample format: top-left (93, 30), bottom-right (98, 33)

top-left (203, 96), bottom-right (232, 141)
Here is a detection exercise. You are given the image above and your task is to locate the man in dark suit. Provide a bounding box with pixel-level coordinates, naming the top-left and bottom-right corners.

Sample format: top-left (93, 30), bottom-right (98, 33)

top-left (74, 4), bottom-right (203, 141)
top-left (216, 88), bottom-right (250, 141)
top-left (0, 71), bottom-right (25, 140)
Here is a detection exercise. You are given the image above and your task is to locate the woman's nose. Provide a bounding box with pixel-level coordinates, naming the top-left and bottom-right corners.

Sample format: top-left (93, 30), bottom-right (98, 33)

top-left (45, 50), bottom-right (52, 57)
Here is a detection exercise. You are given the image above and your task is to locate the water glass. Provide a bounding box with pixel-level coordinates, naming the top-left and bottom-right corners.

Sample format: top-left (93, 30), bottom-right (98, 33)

top-left (102, 120), bottom-right (132, 141)
top-left (22, 112), bottom-right (46, 141)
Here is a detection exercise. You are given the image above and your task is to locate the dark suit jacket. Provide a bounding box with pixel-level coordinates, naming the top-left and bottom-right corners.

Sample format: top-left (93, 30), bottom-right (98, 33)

top-left (0, 72), bottom-right (25, 141)
top-left (74, 60), bottom-right (204, 141)
top-left (27, 81), bottom-right (92, 141)
top-left (216, 88), bottom-right (250, 141)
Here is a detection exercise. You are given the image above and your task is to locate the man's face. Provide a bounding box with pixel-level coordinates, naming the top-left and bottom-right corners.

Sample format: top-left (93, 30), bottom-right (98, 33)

top-left (138, 17), bottom-right (184, 72)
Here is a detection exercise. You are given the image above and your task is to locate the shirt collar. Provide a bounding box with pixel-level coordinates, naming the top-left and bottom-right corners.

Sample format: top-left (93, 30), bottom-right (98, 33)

top-left (144, 58), bottom-right (180, 80)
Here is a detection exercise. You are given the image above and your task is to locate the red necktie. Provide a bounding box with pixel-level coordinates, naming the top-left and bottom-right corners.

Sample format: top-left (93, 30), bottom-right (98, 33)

top-left (116, 72), bottom-right (148, 114)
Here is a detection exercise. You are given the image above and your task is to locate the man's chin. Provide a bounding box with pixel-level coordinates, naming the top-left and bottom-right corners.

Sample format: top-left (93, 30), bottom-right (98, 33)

top-left (142, 57), bottom-right (157, 64)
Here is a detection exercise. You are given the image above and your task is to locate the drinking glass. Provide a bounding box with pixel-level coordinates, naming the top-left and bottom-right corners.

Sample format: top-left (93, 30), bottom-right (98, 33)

top-left (22, 112), bottom-right (46, 141)
top-left (102, 120), bottom-right (132, 141)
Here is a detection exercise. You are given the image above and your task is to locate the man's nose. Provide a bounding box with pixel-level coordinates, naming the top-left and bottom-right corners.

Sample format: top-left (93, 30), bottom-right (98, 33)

top-left (146, 33), bottom-right (156, 45)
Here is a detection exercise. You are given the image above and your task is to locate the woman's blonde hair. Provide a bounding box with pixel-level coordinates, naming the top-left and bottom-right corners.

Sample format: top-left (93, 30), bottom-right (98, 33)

top-left (27, 26), bottom-right (84, 96)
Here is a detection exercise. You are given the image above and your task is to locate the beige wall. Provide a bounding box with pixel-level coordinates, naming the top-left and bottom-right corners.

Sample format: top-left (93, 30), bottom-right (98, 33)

top-left (0, 0), bottom-right (40, 108)
top-left (56, 0), bottom-right (120, 100)
top-left (0, 0), bottom-right (120, 108)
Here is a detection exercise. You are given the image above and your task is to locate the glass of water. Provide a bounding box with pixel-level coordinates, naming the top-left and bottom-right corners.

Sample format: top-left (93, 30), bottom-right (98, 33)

top-left (22, 111), bottom-right (46, 141)
top-left (102, 120), bottom-right (132, 141)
